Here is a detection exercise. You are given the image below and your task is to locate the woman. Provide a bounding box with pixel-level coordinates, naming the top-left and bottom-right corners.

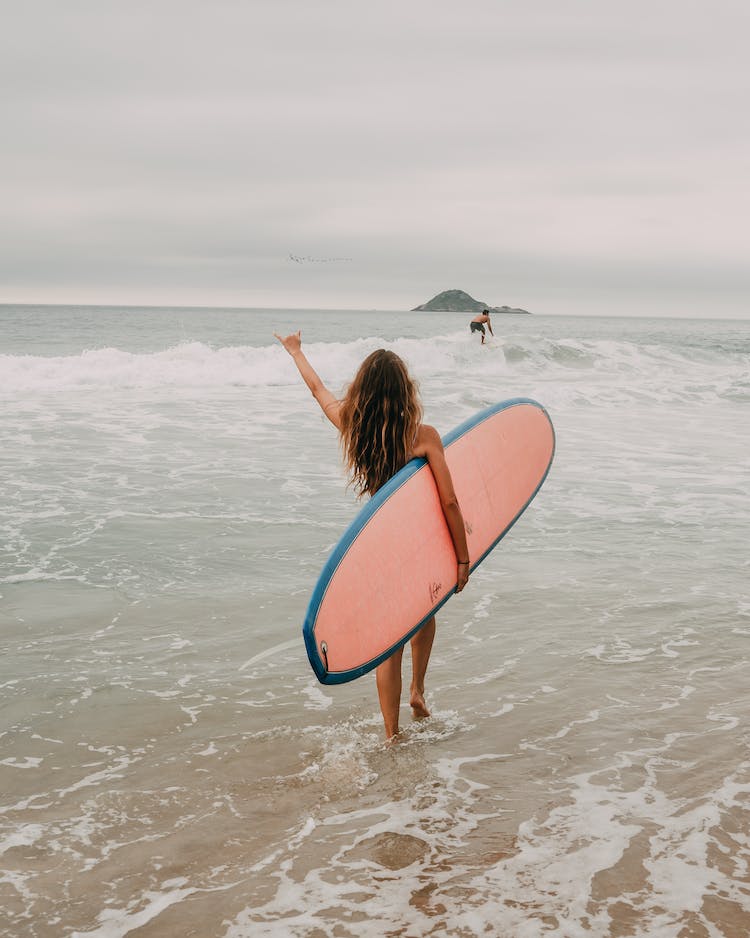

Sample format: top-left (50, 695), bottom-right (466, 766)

top-left (275, 331), bottom-right (470, 739)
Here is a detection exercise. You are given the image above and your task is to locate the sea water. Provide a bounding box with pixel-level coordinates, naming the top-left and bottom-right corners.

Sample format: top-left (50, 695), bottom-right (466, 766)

top-left (1, 305), bottom-right (749, 937)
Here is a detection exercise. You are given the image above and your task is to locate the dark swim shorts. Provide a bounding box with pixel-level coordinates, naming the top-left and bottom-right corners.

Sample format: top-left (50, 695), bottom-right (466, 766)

top-left (470, 321), bottom-right (486, 334)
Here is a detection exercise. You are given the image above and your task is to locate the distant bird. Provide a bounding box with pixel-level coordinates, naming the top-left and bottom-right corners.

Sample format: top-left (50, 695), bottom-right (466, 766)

top-left (288, 253), bottom-right (352, 264)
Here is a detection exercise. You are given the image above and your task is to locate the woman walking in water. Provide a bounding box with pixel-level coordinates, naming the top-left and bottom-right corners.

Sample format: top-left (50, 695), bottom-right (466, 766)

top-left (275, 331), bottom-right (470, 740)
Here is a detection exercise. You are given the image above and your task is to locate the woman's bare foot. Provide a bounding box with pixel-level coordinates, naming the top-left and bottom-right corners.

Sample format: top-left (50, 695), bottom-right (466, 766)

top-left (409, 690), bottom-right (430, 719)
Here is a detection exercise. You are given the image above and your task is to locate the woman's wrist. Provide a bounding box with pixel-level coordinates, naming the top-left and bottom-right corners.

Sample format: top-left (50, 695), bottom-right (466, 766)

top-left (457, 559), bottom-right (470, 565)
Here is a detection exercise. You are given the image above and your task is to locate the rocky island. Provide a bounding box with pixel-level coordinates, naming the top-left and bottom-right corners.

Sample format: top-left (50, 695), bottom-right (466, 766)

top-left (412, 289), bottom-right (531, 315)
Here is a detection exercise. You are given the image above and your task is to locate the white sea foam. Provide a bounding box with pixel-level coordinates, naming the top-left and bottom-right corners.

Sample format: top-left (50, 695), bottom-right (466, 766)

top-left (0, 325), bottom-right (744, 409)
top-left (226, 740), bottom-right (750, 938)
top-left (301, 681), bottom-right (333, 711)
top-left (69, 879), bottom-right (197, 938)
top-left (0, 823), bottom-right (46, 856)
top-left (0, 756), bottom-right (44, 770)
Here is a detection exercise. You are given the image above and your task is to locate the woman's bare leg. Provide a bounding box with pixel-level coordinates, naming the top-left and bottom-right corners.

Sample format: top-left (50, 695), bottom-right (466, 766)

top-left (409, 616), bottom-right (436, 718)
top-left (375, 646), bottom-right (404, 740)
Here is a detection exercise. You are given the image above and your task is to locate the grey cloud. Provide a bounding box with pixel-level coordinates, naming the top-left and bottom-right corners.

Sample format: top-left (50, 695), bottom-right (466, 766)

top-left (2, 0), bottom-right (749, 316)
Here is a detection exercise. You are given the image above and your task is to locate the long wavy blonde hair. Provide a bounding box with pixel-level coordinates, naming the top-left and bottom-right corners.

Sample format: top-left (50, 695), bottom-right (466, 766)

top-left (338, 349), bottom-right (423, 497)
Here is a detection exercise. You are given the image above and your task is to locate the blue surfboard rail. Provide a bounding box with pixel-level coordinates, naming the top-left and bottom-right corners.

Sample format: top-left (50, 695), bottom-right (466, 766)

top-left (302, 398), bottom-right (555, 684)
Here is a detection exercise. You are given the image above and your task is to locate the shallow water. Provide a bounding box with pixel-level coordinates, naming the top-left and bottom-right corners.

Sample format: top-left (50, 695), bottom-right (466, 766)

top-left (1, 305), bottom-right (749, 936)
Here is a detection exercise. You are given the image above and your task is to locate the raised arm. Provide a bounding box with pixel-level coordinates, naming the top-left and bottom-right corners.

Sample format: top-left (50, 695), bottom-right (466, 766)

top-left (274, 331), bottom-right (342, 429)
top-left (414, 424), bottom-right (470, 592)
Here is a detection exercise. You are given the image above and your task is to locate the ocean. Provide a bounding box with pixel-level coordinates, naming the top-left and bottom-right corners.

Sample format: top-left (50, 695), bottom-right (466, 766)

top-left (1, 304), bottom-right (749, 937)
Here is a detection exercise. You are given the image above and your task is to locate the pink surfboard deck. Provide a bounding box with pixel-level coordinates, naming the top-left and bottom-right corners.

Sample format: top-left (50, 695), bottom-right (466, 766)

top-left (303, 399), bottom-right (555, 684)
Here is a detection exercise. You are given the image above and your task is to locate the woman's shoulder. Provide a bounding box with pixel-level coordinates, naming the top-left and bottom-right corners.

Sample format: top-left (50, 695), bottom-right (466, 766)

top-left (412, 423), bottom-right (443, 457)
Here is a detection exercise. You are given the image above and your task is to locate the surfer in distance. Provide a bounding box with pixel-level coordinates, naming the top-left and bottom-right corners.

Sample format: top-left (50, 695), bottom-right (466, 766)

top-left (470, 309), bottom-right (494, 345)
top-left (274, 330), bottom-right (471, 741)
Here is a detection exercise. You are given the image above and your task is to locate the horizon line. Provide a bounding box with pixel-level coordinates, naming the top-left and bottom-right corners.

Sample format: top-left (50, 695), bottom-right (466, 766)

top-left (2, 301), bottom-right (750, 322)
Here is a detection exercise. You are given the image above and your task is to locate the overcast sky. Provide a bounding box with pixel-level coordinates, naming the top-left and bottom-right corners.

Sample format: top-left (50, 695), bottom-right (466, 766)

top-left (2, 1), bottom-right (748, 316)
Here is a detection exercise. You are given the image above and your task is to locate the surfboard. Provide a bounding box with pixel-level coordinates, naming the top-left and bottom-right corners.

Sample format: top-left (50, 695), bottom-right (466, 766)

top-left (303, 399), bottom-right (555, 685)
